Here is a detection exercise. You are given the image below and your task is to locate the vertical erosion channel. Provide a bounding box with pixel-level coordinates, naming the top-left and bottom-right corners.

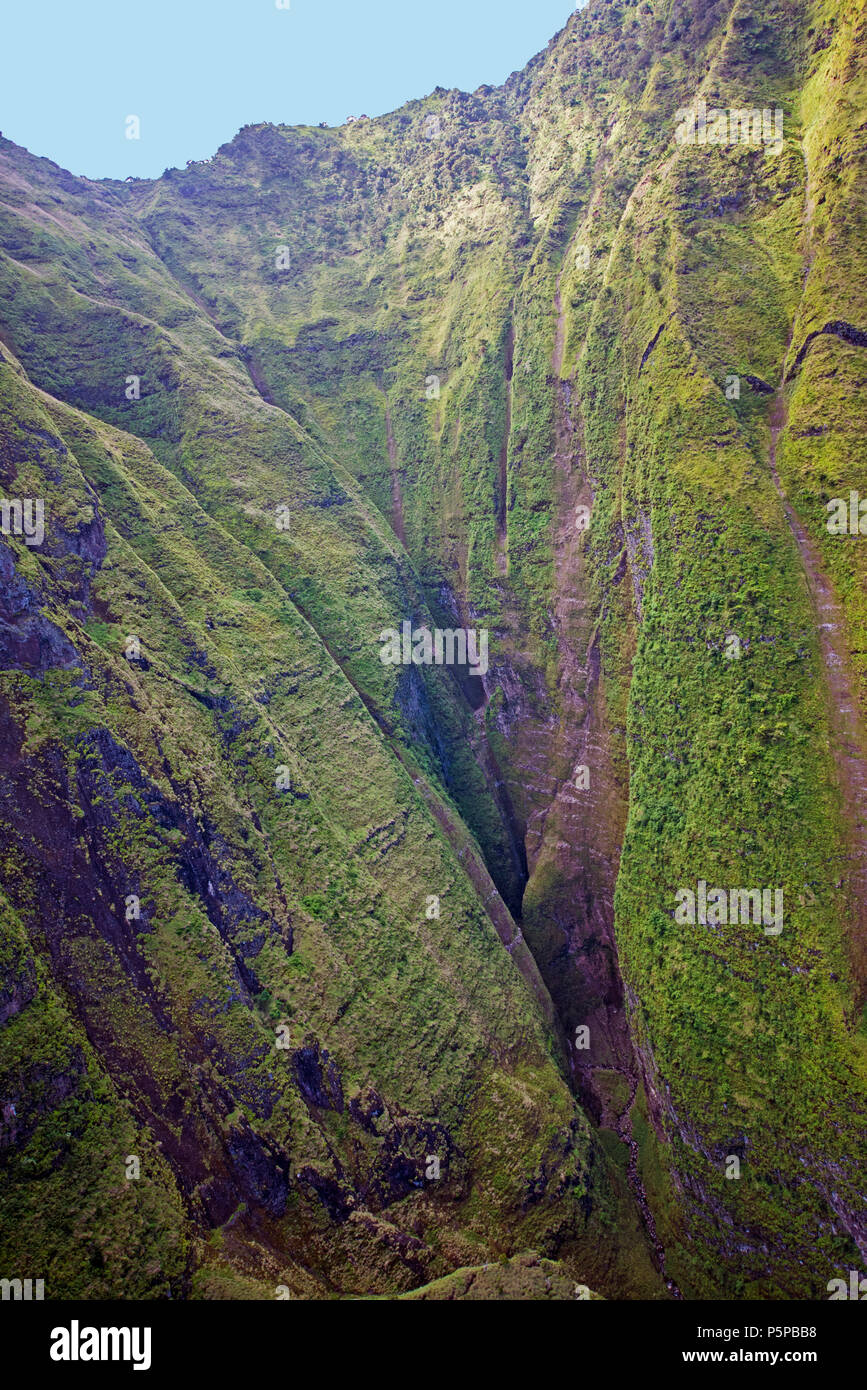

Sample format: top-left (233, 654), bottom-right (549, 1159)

top-left (483, 283), bottom-right (681, 1293)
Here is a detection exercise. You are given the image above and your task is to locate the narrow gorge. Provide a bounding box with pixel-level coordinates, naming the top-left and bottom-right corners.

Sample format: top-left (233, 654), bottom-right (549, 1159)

top-left (1, 0), bottom-right (865, 1303)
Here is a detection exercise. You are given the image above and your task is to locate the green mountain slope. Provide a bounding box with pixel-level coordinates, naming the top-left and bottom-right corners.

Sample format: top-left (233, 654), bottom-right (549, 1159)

top-left (1, 0), bottom-right (865, 1299)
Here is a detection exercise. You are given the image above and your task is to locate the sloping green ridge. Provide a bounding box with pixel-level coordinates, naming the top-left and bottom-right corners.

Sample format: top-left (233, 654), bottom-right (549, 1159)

top-left (1, 0), bottom-right (866, 1299)
top-left (0, 341), bottom-right (656, 1297)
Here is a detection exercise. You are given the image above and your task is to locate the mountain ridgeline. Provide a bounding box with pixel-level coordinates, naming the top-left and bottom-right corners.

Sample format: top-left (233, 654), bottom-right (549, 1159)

top-left (1, 0), bottom-right (865, 1300)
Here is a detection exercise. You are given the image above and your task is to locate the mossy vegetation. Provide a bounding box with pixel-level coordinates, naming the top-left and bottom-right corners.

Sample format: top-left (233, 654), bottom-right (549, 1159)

top-left (1, 0), bottom-right (865, 1299)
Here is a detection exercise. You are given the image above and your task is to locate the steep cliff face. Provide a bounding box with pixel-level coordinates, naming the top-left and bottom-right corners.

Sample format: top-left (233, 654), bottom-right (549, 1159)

top-left (1, 0), bottom-right (865, 1300)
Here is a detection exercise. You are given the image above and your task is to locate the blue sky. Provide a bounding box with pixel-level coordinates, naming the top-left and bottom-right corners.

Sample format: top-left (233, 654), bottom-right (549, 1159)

top-left (1, 1), bottom-right (580, 180)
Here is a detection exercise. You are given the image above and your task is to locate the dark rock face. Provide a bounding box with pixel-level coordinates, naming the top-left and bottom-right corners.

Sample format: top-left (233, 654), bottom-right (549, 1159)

top-left (0, 941), bottom-right (36, 1026)
top-left (0, 541), bottom-right (82, 674)
top-left (292, 1042), bottom-right (344, 1112)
